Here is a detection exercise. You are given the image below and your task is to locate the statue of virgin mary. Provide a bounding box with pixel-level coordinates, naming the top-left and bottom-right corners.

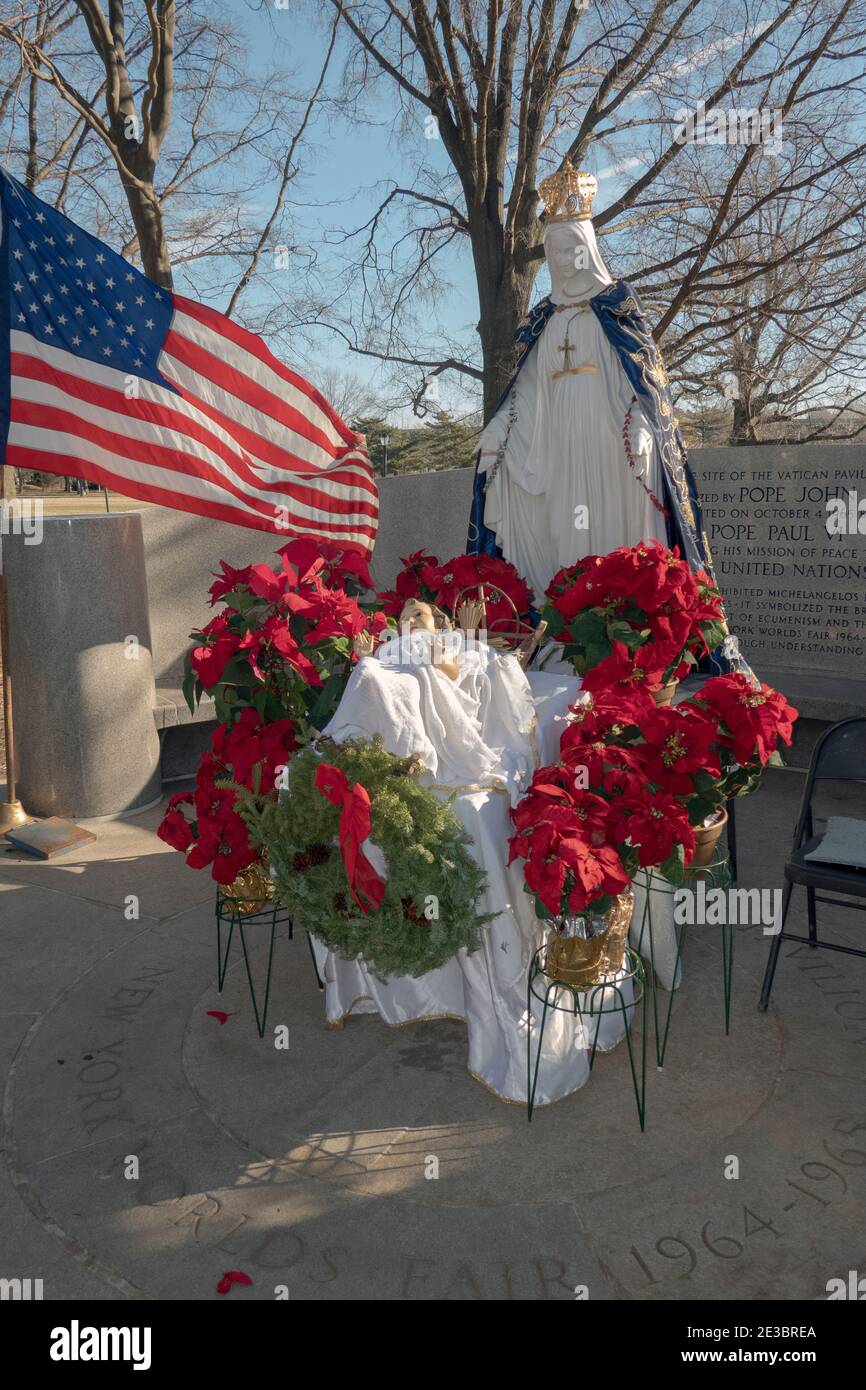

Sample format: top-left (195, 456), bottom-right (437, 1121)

top-left (468, 164), bottom-right (748, 676)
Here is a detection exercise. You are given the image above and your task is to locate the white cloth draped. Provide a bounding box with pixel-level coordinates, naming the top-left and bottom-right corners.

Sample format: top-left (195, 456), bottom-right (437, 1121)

top-left (313, 655), bottom-right (655, 1105)
top-left (326, 631), bottom-right (537, 803)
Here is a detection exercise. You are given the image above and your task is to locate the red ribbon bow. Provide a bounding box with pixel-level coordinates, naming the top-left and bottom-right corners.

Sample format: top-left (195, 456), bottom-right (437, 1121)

top-left (314, 763), bottom-right (386, 913)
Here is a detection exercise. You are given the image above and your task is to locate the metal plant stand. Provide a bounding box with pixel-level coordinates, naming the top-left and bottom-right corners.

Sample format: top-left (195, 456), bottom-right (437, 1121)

top-left (631, 851), bottom-right (734, 1070)
top-left (527, 944), bottom-right (648, 1129)
top-left (215, 890), bottom-right (292, 1038)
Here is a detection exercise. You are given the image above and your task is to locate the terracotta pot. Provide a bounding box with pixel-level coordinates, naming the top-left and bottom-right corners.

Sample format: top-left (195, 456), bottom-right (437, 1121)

top-left (217, 855), bottom-right (274, 916)
top-left (691, 807), bottom-right (728, 867)
top-left (653, 680), bottom-right (679, 707)
top-left (545, 888), bottom-right (635, 988)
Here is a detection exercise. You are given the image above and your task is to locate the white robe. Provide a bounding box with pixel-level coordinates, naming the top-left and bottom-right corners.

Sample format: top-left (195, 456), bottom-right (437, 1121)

top-left (479, 305), bottom-right (668, 601)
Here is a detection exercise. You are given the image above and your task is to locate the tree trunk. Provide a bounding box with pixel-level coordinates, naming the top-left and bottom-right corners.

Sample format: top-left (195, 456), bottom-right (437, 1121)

top-left (120, 171), bottom-right (173, 289)
top-left (471, 216), bottom-right (537, 421)
top-left (730, 396), bottom-right (758, 444)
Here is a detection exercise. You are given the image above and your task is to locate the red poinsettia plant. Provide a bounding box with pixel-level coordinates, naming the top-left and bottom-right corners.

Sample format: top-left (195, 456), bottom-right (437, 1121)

top-left (158, 539), bottom-right (389, 882)
top-left (378, 549), bottom-right (534, 633)
top-left (560, 673), bottom-right (797, 835)
top-left (510, 688), bottom-right (697, 920)
top-left (542, 540), bottom-right (728, 693)
top-left (185, 538), bottom-right (388, 735)
top-left (159, 710), bottom-right (298, 884)
top-left (510, 671), bottom-right (798, 916)
top-left (682, 672), bottom-right (799, 816)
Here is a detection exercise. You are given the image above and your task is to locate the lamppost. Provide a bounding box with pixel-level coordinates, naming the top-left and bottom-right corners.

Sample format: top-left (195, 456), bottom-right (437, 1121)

top-left (379, 431), bottom-right (391, 476)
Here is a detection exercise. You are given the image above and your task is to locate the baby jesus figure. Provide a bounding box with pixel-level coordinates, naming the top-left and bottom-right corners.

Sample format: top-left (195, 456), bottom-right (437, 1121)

top-left (353, 596), bottom-right (484, 681)
top-left (330, 595), bottom-right (536, 801)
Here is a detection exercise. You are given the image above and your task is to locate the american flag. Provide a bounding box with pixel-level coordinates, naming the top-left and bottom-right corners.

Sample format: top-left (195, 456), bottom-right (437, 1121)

top-left (0, 169), bottom-right (378, 555)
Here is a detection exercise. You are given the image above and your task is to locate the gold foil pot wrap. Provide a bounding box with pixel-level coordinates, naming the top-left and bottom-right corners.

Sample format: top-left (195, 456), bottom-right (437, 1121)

top-left (217, 854), bottom-right (275, 916)
top-left (544, 888), bottom-right (634, 989)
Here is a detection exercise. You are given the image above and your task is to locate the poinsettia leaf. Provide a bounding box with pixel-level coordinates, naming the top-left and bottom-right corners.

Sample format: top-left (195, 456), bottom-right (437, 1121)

top-left (660, 842), bottom-right (686, 884)
top-left (584, 636), bottom-right (613, 667)
top-left (264, 691), bottom-right (291, 723)
top-left (700, 619), bottom-right (728, 652)
top-left (532, 892), bottom-right (553, 920)
top-left (543, 606), bottom-right (565, 638)
top-left (217, 654), bottom-right (252, 688)
top-left (687, 794), bottom-right (718, 826)
top-left (225, 588), bottom-right (258, 615)
top-left (571, 609), bottom-right (607, 643)
top-left (305, 671), bottom-right (348, 730)
top-left (182, 666), bottom-right (197, 715)
top-left (615, 626), bottom-right (647, 653)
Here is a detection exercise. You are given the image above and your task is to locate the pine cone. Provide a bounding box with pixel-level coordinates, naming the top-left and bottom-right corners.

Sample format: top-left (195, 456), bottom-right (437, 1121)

top-left (292, 850), bottom-right (311, 872)
top-left (307, 842), bottom-right (331, 865)
top-left (401, 896), bottom-right (424, 926)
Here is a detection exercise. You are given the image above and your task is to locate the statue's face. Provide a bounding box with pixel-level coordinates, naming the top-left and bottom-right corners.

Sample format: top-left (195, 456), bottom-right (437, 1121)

top-left (544, 222), bottom-right (590, 296)
top-left (543, 219), bottom-right (610, 299)
top-left (399, 599), bottom-right (437, 633)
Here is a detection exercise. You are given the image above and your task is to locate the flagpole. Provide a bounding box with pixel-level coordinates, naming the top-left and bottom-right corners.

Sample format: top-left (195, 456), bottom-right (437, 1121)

top-left (0, 467), bottom-right (29, 832)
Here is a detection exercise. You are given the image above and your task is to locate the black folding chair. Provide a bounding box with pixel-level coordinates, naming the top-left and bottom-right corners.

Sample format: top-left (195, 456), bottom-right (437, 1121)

top-left (759, 717), bottom-right (866, 1010)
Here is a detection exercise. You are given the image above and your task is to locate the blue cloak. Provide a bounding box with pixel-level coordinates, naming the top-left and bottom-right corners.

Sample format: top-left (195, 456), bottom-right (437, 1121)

top-left (467, 279), bottom-right (746, 676)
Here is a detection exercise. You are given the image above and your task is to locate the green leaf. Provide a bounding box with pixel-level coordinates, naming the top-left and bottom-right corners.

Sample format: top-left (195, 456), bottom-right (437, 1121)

top-left (570, 609), bottom-right (607, 645)
top-left (542, 606), bottom-right (566, 639)
top-left (584, 636), bottom-right (613, 668)
top-left (700, 619), bottom-right (728, 653)
top-left (660, 842), bottom-right (686, 884)
top-left (182, 666), bottom-right (197, 715)
top-left (306, 671), bottom-right (349, 730)
top-left (687, 794), bottom-right (720, 827)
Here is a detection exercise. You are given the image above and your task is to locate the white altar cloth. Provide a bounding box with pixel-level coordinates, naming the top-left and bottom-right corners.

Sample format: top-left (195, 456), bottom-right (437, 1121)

top-left (310, 659), bottom-right (650, 1105)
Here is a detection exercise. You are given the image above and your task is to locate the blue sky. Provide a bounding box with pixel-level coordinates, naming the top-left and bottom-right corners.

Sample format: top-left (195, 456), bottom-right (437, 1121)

top-left (242, 2), bottom-right (525, 415)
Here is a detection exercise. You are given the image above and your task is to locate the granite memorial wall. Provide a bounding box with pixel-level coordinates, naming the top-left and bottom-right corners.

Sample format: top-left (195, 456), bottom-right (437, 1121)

top-left (689, 445), bottom-right (866, 677)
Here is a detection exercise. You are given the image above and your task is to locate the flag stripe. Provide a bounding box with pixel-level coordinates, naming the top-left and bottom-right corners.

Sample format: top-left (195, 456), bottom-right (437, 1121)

top-left (162, 322), bottom-right (360, 475)
top-left (160, 342), bottom-right (377, 494)
top-left (6, 440), bottom-right (375, 548)
top-left (9, 406), bottom-right (377, 539)
top-left (10, 344), bottom-right (379, 519)
top-left (173, 296), bottom-right (358, 447)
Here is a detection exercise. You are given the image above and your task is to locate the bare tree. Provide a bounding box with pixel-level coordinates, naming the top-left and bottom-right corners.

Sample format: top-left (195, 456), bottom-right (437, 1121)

top-left (321, 1), bottom-right (866, 422)
top-left (305, 364), bottom-right (384, 424)
top-left (644, 169), bottom-right (866, 442)
top-left (0, 0), bottom-right (336, 315)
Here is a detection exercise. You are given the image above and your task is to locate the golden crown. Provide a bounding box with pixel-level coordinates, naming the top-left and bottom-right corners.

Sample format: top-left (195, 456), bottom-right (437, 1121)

top-left (538, 164), bottom-right (597, 221)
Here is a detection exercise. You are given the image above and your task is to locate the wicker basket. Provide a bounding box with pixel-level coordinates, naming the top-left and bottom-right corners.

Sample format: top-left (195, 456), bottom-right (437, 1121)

top-left (652, 680), bottom-right (679, 707)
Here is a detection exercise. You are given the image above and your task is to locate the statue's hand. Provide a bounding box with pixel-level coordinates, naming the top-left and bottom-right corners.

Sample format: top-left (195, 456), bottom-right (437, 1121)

top-left (431, 636), bottom-right (460, 681)
top-left (352, 632), bottom-right (376, 659)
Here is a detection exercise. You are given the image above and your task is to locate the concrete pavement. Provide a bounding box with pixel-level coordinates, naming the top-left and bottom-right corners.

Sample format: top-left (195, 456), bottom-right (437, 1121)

top-left (1, 769), bottom-right (864, 1301)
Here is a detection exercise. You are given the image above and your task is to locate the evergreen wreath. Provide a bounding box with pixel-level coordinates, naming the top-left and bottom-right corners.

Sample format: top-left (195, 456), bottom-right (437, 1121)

top-left (235, 736), bottom-right (493, 980)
